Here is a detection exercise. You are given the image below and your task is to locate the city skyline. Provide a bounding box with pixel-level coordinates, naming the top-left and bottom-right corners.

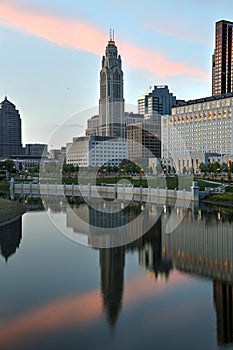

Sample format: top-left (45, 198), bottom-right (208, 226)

top-left (0, 1), bottom-right (232, 147)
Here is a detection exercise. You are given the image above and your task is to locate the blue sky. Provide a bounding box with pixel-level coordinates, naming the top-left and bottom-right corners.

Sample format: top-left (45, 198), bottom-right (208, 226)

top-left (0, 0), bottom-right (232, 147)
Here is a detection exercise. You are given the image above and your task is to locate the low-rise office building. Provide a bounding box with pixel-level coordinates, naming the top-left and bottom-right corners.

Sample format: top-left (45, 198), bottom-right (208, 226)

top-left (66, 135), bottom-right (128, 168)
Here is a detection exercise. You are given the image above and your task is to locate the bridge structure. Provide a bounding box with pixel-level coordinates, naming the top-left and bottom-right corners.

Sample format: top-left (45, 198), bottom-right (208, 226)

top-left (10, 179), bottom-right (199, 203)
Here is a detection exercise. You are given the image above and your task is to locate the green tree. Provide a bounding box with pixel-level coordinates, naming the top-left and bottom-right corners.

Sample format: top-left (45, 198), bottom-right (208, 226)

top-left (155, 163), bottom-right (163, 175)
top-left (206, 162), bottom-right (212, 174)
top-left (0, 160), bottom-right (15, 173)
top-left (230, 162), bottom-right (233, 173)
top-left (118, 159), bottom-right (140, 174)
top-left (62, 164), bottom-right (75, 176)
top-left (212, 161), bottom-right (221, 175)
top-left (221, 162), bottom-right (228, 173)
top-left (199, 162), bottom-right (206, 174)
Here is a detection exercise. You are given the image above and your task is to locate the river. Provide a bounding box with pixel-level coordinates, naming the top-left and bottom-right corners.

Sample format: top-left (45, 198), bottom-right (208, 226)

top-left (0, 197), bottom-right (232, 350)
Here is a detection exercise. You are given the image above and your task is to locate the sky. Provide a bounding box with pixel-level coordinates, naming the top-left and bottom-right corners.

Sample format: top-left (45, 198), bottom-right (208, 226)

top-left (0, 0), bottom-right (233, 148)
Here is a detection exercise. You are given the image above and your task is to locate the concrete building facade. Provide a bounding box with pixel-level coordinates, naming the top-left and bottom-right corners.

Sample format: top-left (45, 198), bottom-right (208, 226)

top-left (66, 135), bottom-right (128, 168)
top-left (161, 93), bottom-right (233, 172)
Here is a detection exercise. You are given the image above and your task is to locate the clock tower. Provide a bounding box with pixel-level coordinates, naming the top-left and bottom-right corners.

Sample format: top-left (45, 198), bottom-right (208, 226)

top-left (99, 31), bottom-right (125, 139)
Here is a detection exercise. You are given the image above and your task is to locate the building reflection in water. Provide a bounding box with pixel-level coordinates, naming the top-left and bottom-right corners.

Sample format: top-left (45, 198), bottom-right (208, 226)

top-left (0, 216), bottom-right (22, 261)
top-left (99, 247), bottom-right (125, 327)
top-left (46, 197), bottom-right (233, 344)
top-left (214, 281), bottom-right (233, 345)
top-left (162, 205), bottom-right (233, 346)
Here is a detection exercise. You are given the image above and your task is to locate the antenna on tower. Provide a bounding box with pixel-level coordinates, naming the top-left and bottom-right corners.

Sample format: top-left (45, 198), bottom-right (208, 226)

top-left (113, 29), bottom-right (115, 41)
top-left (110, 27), bottom-right (112, 41)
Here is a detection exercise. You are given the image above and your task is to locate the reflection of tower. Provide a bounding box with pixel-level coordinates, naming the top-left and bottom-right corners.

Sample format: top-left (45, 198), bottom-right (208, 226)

top-left (99, 247), bottom-right (125, 327)
top-left (0, 217), bottom-right (22, 261)
top-left (138, 216), bottom-right (172, 279)
top-left (99, 31), bottom-right (125, 138)
top-left (213, 281), bottom-right (233, 345)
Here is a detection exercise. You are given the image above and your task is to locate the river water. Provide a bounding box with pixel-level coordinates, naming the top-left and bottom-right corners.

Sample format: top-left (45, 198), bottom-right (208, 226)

top-left (0, 197), bottom-right (233, 350)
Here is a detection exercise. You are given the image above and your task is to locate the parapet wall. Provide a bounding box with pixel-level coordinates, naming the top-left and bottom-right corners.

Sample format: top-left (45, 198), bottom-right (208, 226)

top-left (11, 181), bottom-right (199, 203)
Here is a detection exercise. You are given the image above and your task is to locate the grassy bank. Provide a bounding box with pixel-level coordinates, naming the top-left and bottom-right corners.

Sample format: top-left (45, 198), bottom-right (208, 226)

top-left (0, 198), bottom-right (26, 225)
top-left (202, 193), bottom-right (233, 209)
top-left (60, 175), bottom-right (194, 190)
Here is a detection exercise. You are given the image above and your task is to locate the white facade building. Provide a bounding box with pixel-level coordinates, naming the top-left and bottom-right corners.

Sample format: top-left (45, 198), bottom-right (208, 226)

top-left (162, 93), bottom-right (233, 172)
top-left (66, 136), bottom-right (128, 168)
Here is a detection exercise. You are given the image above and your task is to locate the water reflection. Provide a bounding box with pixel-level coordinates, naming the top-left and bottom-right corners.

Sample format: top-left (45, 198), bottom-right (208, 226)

top-left (65, 200), bottom-right (233, 345)
top-left (214, 281), bottom-right (233, 345)
top-left (100, 247), bottom-right (125, 327)
top-left (4, 196), bottom-right (233, 347)
top-left (0, 216), bottom-right (22, 261)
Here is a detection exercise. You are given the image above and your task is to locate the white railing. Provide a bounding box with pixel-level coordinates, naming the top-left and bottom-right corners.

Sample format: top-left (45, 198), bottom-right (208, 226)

top-left (11, 182), bottom-right (198, 202)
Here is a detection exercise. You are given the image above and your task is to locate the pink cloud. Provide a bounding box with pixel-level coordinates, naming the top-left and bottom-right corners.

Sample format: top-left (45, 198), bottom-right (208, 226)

top-left (121, 42), bottom-right (208, 81)
top-left (0, 1), bottom-right (208, 82)
top-left (0, 1), bottom-right (105, 55)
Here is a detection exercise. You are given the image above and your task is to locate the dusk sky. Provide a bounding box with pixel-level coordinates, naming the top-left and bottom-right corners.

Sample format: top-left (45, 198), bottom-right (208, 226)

top-left (0, 0), bottom-right (232, 148)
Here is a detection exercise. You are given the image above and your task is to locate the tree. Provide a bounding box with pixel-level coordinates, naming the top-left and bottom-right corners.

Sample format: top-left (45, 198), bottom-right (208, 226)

top-left (212, 161), bottom-right (221, 175)
top-left (221, 162), bottom-right (228, 173)
top-left (206, 162), bottom-right (212, 174)
top-left (106, 164), bottom-right (112, 175)
top-left (154, 163), bottom-right (161, 175)
top-left (230, 162), bottom-right (233, 173)
top-left (118, 159), bottom-right (140, 174)
top-left (62, 164), bottom-right (75, 176)
top-left (199, 162), bottom-right (207, 178)
top-left (199, 162), bottom-right (206, 174)
top-left (0, 160), bottom-right (15, 173)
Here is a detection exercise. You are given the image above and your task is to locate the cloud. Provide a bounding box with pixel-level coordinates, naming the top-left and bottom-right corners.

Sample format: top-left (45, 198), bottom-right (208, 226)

top-left (142, 19), bottom-right (210, 46)
top-left (0, 1), bottom-right (208, 82)
top-left (121, 42), bottom-right (208, 81)
top-left (0, 1), bottom-right (106, 54)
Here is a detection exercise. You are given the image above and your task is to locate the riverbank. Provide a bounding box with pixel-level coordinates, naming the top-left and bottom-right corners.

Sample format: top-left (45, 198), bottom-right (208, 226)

top-left (0, 198), bottom-right (26, 225)
top-left (202, 193), bottom-right (233, 209)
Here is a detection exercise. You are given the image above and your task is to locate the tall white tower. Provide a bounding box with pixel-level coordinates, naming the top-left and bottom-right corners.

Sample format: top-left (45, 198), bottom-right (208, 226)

top-left (99, 31), bottom-right (125, 139)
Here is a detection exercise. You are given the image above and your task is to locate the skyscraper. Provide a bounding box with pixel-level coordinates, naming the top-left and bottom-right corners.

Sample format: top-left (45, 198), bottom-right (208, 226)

top-left (99, 31), bottom-right (125, 139)
top-left (0, 97), bottom-right (22, 157)
top-left (212, 20), bottom-right (233, 96)
top-left (138, 85), bottom-right (176, 117)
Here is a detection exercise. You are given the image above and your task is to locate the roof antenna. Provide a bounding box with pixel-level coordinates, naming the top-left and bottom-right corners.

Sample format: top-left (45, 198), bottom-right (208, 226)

top-left (113, 29), bottom-right (115, 41)
top-left (4, 88), bottom-right (7, 100)
top-left (110, 27), bottom-right (112, 41)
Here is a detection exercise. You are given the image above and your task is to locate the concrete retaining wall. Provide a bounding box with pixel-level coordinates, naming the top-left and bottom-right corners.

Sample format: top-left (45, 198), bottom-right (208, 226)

top-left (11, 182), bottom-right (198, 203)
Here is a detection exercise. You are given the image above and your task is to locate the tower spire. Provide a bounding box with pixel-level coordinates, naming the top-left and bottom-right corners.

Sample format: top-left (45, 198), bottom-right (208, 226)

top-left (108, 28), bottom-right (115, 44)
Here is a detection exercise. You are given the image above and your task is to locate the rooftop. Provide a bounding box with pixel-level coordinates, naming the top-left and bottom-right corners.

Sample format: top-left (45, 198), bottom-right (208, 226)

top-left (175, 92), bottom-right (233, 107)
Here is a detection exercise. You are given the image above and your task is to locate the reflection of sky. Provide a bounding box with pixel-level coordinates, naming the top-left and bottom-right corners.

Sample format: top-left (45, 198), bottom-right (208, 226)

top-left (0, 209), bottom-right (223, 350)
top-left (0, 268), bottom-right (213, 350)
